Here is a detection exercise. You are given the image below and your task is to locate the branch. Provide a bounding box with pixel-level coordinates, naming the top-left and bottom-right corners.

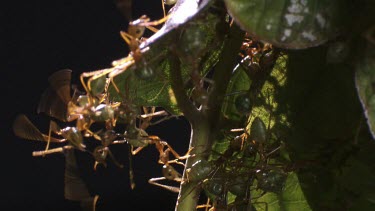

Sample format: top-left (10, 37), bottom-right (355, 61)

top-left (174, 23), bottom-right (246, 211)
top-left (169, 54), bottom-right (202, 123)
top-left (175, 120), bottom-right (210, 211)
top-left (207, 23), bottom-right (245, 124)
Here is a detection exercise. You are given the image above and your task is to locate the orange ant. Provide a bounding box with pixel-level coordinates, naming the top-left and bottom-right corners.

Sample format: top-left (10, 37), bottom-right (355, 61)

top-left (13, 114), bottom-right (100, 210)
top-left (13, 113), bottom-right (127, 174)
top-left (112, 14), bottom-right (170, 78)
top-left (12, 114), bottom-right (85, 156)
top-left (162, 0), bottom-right (177, 17)
top-left (92, 129), bottom-right (127, 170)
top-left (37, 69), bottom-right (106, 141)
top-left (126, 133), bottom-right (191, 193)
top-left (25, 69), bottom-right (128, 164)
top-left (79, 13), bottom-right (170, 97)
top-left (78, 8), bottom-right (171, 99)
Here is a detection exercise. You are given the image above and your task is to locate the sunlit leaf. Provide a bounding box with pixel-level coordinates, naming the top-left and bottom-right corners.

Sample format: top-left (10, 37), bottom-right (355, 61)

top-left (107, 0), bottom-right (225, 115)
top-left (355, 32), bottom-right (375, 139)
top-left (222, 64), bottom-right (251, 121)
top-left (224, 0), bottom-right (349, 49)
top-left (252, 173), bottom-right (312, 211)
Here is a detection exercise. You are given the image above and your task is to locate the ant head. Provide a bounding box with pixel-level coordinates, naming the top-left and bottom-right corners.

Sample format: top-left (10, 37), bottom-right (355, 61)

top-left (127, 25), bottom-right (146, 40)
top-left (162, 165), bottom-right (181, 180)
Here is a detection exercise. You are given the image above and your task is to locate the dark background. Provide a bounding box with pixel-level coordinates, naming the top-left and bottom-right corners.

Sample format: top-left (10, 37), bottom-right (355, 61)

top-left (2, 1), bottom-right (191, 210)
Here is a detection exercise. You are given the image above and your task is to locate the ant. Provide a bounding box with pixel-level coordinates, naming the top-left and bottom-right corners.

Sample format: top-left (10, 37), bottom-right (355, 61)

top-left (127, 134), bottom-right (191, 193)
top-left (37, 69), bottom-right (74, 122)
top-left (112, 14), bottom-right (170, 80)
top-left (92, 129), bottom-right (127, 171)
top-left (180, 113), bottom-right (288, 210)
top-left (162, 0), bottom-right (177, 17)
top-left (13, 113), bottom-right (128, 174)
top-left (13, 114), bottom-right (100, 210)
top-left (31, 70), bottom-right (130, 168)
top-left (78, 1), bottom-right (175, 109)
top-left (37, 69), bottom-right (107, 141)
top-left (93, 1), bottom-right (173, 83)
top-left (13, 114), bottom-right (85, 156)
top-left (80, 12), bottom-right (170, 98)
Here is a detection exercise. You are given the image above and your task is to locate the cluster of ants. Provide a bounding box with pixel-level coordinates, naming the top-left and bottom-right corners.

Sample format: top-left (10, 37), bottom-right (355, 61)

top-left (183, 35), bottom-right (292, 210)
top-left (13, 67), bottom-right (189, 178)
top-left (13, 1), bottom-right (295, 210)
top-left (12, 1), bottom-right (196, 209)
top-left (185, 115), bottom-right (291, 211)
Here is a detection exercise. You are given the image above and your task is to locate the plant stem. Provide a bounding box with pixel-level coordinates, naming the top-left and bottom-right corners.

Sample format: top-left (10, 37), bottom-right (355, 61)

top-left (207, 23), bottom-right (246, 124)
top-left (169, 54), bottom-right (201, 123)
top-left (172, 23), bottom-right (245, 211)
top-left (175, 119), bottom-right (210, 211)
top-left (169, 52), bottom-right (210, 210)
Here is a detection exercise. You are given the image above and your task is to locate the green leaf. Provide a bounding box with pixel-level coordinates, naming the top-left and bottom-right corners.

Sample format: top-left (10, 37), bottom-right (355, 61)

top-left (248, 53), bottom-right (288, 132)
top-left (108, 58), bottom-right (182, 114)
top-left (224, 0), bottom-right (349, 49)
top-left (209, 52), bottom-right (292, 210)
top-left (220, 50), bottom-right (288, 124)
top-left (252, 173), bottom-right (312, 211)
top-left (336, 156), bottom-right (375, 210)
top-left (107, 0), bottom-right (225, 115)
top-left (222, 64), bottom-right (251, 121)
top-left (281, 41), bottom-right (375, 210)
top-left (355, 33), bottom-right (375, 139)
top-left (283, 45), bottom-right (363, 154)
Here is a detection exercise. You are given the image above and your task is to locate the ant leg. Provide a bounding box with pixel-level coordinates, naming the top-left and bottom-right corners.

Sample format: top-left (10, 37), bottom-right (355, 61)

top-left (108, 59), bottom-right (135, 94)
top-left (161, 0), bottom-right (166, 17)
top-left (139, 109), bottom-right (173, 126)
top-left (165, 147), bottom-right (194, 167)
top-left (148, 177), bottom-right (180, 193)
top-left (265, 145), bottom-right (281, 158)
top-left (44, 120), bottom-right (75, 155)
top-left (165, 143), bottom-right (193, 161)
top-left (43, 120), bottom-right (54, 154)
top-left (151, 137), bottom-right (191, 165)
top-left (196, 198), bottom-right (212, 211)
top-left (109, 72), bottom-right (122, 94)
top-left (33, 145), bottom-right (73, 156)
top-left (86, 68), bottom-right (113, 95)
top-left (145, 25), bottom-right (160, 33)
top-left (112, 139), bottom-right (127, 144)
top-left (80, 195), bottom-right (99, 211)
top-left (111, 55), bottom-right (134, 67)
top-left (128, 146), bottom-right (136, 189)
top-left (106, 148), bottom-right (124, 168)
top-left (119, 31), bottom-right (133, 46)
top-left (93, 161), bottom-right (107, 171)
top-left (139, 110), bottom-right (168, 119)
top-left (82, 126), bottom-right (102, 141)
top-left (148, 115), bottom-right (175, 126)
top-left (140, 14), bottom-right (170, 27)
top-left (80, 68), bottom-right (113, 96)
top-left (167, 159), bottom-right (186, 166)
top-left (230, 128), bottom-right (245, 132)
top-left (50, 120), bottom-right (62, 135)
top-left (139, 106), bottom-right (155, 130)
top-left (130, 145), bottom-right (146, 155)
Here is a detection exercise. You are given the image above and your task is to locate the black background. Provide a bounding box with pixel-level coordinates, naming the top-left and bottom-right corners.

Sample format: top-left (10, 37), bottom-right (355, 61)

top-left (2, 1), bottom-right (191, 210)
